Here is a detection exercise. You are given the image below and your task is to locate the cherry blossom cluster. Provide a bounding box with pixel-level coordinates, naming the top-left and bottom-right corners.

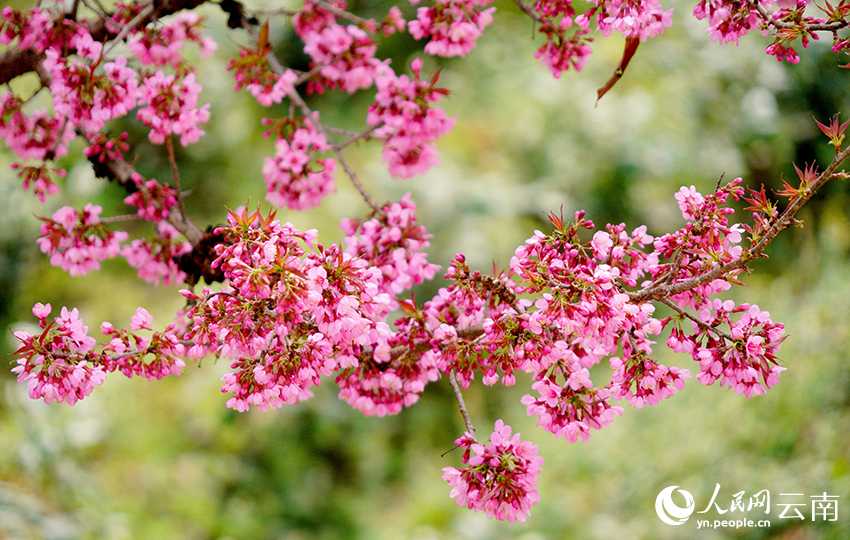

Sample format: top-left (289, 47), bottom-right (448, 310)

top-left (12, 304), bottom-right (105, 405)
top-left (101, 307), bottom-right (188, 380)
top-left (136, 70), bottom-right (210, 146)
top-left (667, 300), bottom-right (786, 397)
top-left (124, 176), bottom-right (180, 221)
top-left (43, 30), bottom-right (139, 133)
top-left (4, 0), bottom-right (850, 525)
top-left (442, 420), bottom-right (544, 522)
top-left (10, 162), bottom-right (66, 202)
top-left (121, 222), bottom-right (192, 285)
top-left (12, 304), bottom-right (187, 404)
top-left (36, 204), bottom-right (128, 277)
top-left (180, 207), bottom-right (391, 412)
top-left (261, 114), bottom-right (338, 210)
top-left (125, 10), bottom-right (217, 68)
top-left (367, 59), bottom-right (456, 178)
top-left (84, 132), bottom-right (131, 164)
top-left (228, 46), bottom-right (298, 106)
top-left (0, 4), bottom-right (68, 54)
top-left (579, 0), bottom-right (674, 41)
top-left (340, 192), bottom-right (441, 298)
top-left (0, 92), bottom-right (75, 164)
top-left (693, 0), bottom-right (762, 45)
top-left (292, 0), bottom-right (397, 94)
top-left (408, 0), bottom-right (496, 57)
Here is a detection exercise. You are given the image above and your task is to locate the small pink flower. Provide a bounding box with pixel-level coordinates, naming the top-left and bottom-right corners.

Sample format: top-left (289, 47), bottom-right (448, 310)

top-left (130, 307), bottom-right (153, 331)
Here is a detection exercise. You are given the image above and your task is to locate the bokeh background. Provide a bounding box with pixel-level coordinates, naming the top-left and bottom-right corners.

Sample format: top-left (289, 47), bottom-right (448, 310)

top-left (1, 0), bottom-right (849, 538)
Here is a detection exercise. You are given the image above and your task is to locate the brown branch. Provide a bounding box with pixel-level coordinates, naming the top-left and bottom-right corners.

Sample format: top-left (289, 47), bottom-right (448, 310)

top-left (89, 153), bottom-right (204, 245)
top-left (629, 145), bottom-right (850, 304)
top-left (660, 298), bottom-right (734, 341)
top-left (165, 135), bottom-right (189, 225)
top-left (448, 370), bottom-right (476, 438)
top-left (754, 2), bottom-right (848, 32)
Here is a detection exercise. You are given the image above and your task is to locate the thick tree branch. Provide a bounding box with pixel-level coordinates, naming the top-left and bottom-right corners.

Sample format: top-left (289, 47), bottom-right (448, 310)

top-left (89, 153), bottom-right (204, 245)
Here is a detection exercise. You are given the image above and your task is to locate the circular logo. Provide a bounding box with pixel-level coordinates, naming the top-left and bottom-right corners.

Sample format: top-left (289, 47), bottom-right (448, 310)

top-left (655, 485), bottom-right (695, 526)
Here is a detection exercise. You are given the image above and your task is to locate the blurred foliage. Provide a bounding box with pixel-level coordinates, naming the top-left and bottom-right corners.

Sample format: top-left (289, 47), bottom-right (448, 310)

top-left (1, 0), bottom-right (849, 538)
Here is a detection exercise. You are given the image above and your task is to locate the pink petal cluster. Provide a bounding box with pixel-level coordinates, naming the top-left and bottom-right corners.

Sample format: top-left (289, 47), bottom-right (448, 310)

top-left (12, 304), bottom-right (105, 405)
top-left (121, 222), bottom-right (191, 285)
top-left (137, 71), bottom-right (210, 146)
top-left (43, 30), bottom-right (140, 133)
top-left (126, 10), bottom-right (218, 68)
top-left (13, 302), bottom-right (191, 404)
top-left (693, 0), bottom-right (761, 44)
top-left (341, 193), bottom-right (440, 299)
top-left (124, 176), bottom-right (179, 221)
top-left (262, 116), bottom-right (337, 210)
top-left (534, 31), bottom-right (594, 79)
top-left (579, 0), bottom-right (673, 41)
top-left (36, 204), bottom-right (128, 277)
top-left (228, 47), bottom-right (298, 106)
top-left (442, 420), bottom-right (544, 522)
top-left (293, 0), bottom-right (390, 93)
top-left (84, 132), bottom-right (131, 164)
top-left (181, 207), bottom-right (398, 412)
top-left (408, 0), bottom-right (496, 57)
top-left (100, 308), bottom-right (187, 380)
top-left (669, 300), bottom-right (787, 397)
top-left (523, 375), bottom-right (624, 442)
top-left (0, 6), bottom-right (55, 53)
top-left (11, 163), bottom-right (65, 202)
top-left (609, 354), bottom-right (690, 407)
top-left (367, 60), bottom-right (457, 178)
top-left (0, 93), bottom-right (75, 162)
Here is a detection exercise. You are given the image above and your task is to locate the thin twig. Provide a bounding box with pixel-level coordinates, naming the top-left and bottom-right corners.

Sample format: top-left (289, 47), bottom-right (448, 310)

top-left (102, 3), bottom-right (155, 57)
top-left (660, 298), bottom-right (734, 341)
top-left (448, 370), bottom-right (476, 438)
top-left (99, 213), bottom-right (143, 225)
top-left (313, 0), bottom-right (372, 27)
top-left (165, 135), bottom-right (188, 221)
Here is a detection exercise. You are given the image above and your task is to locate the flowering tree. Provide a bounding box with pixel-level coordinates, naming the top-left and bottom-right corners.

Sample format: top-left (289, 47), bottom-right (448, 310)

top-left (3, 0), bottom-right (849, 523)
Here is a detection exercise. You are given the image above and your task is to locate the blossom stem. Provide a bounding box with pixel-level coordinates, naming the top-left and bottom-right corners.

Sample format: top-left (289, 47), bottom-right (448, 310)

top-left (448, 370), bottom-right (476, 439)
top-left (102, 3), bottom-right (155, 57)
top-left (165, 135), bottom-right (188, 224)
top-left (660, 298), bottom-right (734, 341)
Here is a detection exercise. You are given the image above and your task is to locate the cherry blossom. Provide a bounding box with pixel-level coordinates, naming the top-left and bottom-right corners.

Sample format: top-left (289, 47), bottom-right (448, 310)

top-left (4, 0), bottom-right (848, 523)
top-left (442, 420), bottom-right (544, 522)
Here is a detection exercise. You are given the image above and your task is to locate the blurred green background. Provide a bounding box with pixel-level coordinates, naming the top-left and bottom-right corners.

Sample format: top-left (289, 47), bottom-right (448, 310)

top-left (1, 0), bottom-right (849, 538)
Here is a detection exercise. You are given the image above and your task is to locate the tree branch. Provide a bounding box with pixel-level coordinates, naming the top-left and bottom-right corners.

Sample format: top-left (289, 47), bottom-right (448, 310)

top-left (89, 153), bottom-right (204, 245)
top-left (448, 370), bottom-right (476, 438)
top-left (629, 145), bottom-right (850, 304)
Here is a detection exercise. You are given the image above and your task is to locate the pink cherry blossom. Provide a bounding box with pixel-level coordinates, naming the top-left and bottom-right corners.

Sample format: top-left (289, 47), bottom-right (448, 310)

top-left (442, 420), bottom-right (544, 522)
top-left (408, 0), bottom-right (496, 57)
top-left (36, 204), bottom-right (128, 277)
top-left (367, 60), bottom-right (456, 178)
top-left (137, 71), bottom-right (210, 146)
